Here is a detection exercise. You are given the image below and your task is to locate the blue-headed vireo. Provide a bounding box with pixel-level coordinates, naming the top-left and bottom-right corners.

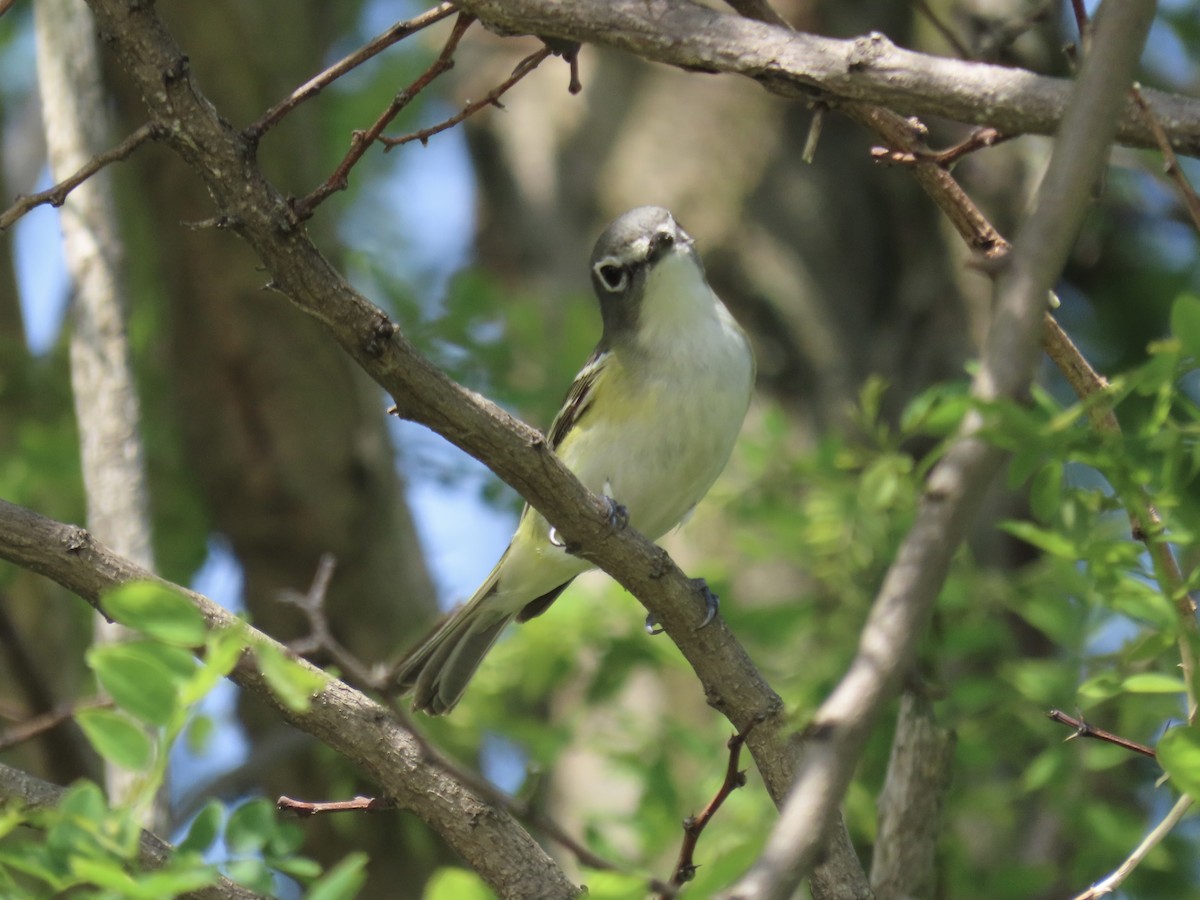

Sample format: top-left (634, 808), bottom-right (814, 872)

top-left (395, 206), bottom-right (755, 714)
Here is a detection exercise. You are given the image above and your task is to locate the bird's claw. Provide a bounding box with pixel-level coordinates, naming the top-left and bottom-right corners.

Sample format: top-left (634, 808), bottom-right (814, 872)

top-left (644, 578), bottom-right (720, 636)
top-left (554, 498), bottom-right (629, 556)
top-left (694, 578), bottom-right (720, 628)
top-left (604, 496), bottom-right (629, 529)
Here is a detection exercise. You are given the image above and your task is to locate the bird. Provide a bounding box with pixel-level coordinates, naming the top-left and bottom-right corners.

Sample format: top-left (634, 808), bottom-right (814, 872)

top-left (394, 206), bottom-right (755, 714)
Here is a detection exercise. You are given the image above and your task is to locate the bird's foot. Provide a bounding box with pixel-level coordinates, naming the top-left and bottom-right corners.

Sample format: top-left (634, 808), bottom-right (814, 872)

top-left (550, 497), bottom-right (628, 555)
top-left (604, 495), bottom-right (630, 530)
top-left (645, 578), bottom-right (720, 635)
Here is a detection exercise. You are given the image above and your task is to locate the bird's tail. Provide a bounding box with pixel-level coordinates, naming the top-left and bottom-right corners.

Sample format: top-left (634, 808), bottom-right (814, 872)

top-left (394, 580), bottom-right (512, 715)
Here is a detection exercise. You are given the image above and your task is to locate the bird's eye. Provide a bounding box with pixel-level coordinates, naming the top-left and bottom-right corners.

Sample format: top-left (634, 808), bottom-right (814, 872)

top-left (594, 262), bottom-right (628, 293)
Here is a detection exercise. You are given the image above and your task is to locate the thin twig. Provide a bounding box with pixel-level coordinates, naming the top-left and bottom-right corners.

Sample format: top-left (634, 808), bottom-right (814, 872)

top-left (246, 3), bottom-right (458, 140)
top-left (379, 46), bottom-right (552, 149)
top-left (0, 0), bottom-right (17, 18)
top-left (282, 554), bottom-right (387, 691)
top-left (1046, 709), bottom-right (1157, 760)
top-left (655, 733), bottom-right (749, 897)
top-left (870, 126), bottom-right (1012, 168)
top-left (291, 12), bottom-right (476, 219)
top-left (0, 122), bottom-right (162, 232)
top-left (277, 794), bottom-right (395, 816)
top-left (1131, 85), bottom-right (1200, 235)
top-left (0, 697), bottom-right (113, 752)
top-left (1072, 794), bottom-right (1194, 899)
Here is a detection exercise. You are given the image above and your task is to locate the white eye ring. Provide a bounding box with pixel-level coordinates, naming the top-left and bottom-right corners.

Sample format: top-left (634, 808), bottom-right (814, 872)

top-left (594, 260), bottom-right (629, 293)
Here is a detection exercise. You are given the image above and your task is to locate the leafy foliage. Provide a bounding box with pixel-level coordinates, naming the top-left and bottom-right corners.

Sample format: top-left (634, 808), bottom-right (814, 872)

top-left (0, 585), bottom-right (352, 898)
top-left (403, 300), bottom-right (1200, 896)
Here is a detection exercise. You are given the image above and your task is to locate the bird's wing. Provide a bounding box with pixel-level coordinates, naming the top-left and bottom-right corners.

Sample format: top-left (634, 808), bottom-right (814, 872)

top-left (546, 349), bottom-right (607, 450)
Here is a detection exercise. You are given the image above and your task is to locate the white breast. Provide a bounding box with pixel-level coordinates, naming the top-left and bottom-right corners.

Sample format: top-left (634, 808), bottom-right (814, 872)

top-left (570, 248), bottom-right (754, 541)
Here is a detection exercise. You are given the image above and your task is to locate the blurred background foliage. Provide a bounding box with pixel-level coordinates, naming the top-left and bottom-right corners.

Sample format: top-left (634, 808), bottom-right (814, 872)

top-left (3, 0), bottom-right (1200, 897)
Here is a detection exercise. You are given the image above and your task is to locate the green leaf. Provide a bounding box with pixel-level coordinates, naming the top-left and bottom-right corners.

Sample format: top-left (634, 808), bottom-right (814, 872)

top-left (266, 819), bottom-right (305, 858)
top-left (256, 641), bottom-right (326, 712)
top-left (135, 641), bottom-right (200, 680)
top-left (57, 780), bottom-right (108, 823)
top-left (1169, 294), bottom-right (1200, 360)
top-left (305, 853), bottom-right (368, 900)
top-left (88, 643), bottom-right (181, 726)
top-left (1120, 673), bottom-right (1187, 694)
top-left (185, 714), bottom-right (215, 755)
top-left (180, 626), bottom-right (249, 705)
top-left (177, 801), bottom-right (222, 855)
top-left (49, 781), bottom-right (140, 863)
top-left (129, 866), bottom-right (220, 898)
top-left (576, 870), bottom-right (648, 900)
top-left (0, 805), bottom-right (23, 842)
top-left (226, 858), bottom-right (274, 893)
top-left (1029, 461), bottom-right (1064, 524)
top-left (0, 842), bottom-right (69, 890)
top-left (998, 520), bottom-right (1077, 558)
top-left (899, 382), bottom-right (969, 437)
top-left (101, 581), bottom-right (207, 647)
top-left (75, 708), bottom-right (153, 771)
top-left (225, 799), bottom-right (275, 855)
top-left (272, 854), bottom-right (323, 881)
top-left (69, 856), bottom-right (137, 892)
top-left (1077, 670), bottom-right (1123, 703)
top-left (1158, 724), bottom-right (1200, 801)
top-left (424, 867), bottom-right (496, 900)
top-left (858, 455), bottom-right (911, 512)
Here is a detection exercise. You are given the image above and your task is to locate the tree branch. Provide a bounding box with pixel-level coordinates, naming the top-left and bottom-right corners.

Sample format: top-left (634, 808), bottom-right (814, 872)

top-left (81, 0), bottom-right (797, 814)
top-left (1072, 795), bottom-right (1194, 900)
top-left (454, 0), bottom-right (1200, 156)
top-left (0, 499), bottom-right (582, 900)
top-left (719, 0), bottom-right (1158, 896)
top-left (869, 692), bottom-right (955, 898)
